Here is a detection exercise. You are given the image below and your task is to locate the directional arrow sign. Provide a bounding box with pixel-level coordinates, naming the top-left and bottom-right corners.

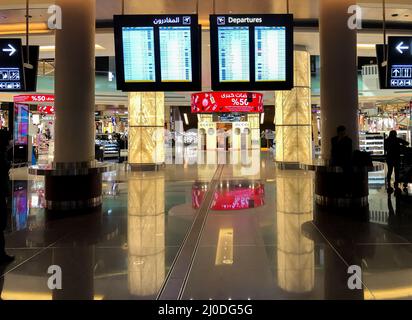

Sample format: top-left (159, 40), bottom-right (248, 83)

top-left (396, 41), bottom-right (410, 54)
top-left (387, 37), bottom-right (412, 89)
top-left (0, 39), bottom-right (25, 92)
top-left (2, 44), bottom-right (16, 56)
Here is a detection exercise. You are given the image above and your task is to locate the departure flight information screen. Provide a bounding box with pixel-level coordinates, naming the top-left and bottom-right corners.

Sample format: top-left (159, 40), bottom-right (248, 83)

top-left (255, 26), bottom-right (286, 82)
top-left (122, 27), bottom-right (156, 82)
top-left (114, 15), bottom-right (201, 92)
top-left (210, 14), bottom-right (293, 91)
top-left (218, 27), bottom-right (250, 82)
top-left (159, 26), bottom-right (192, 82)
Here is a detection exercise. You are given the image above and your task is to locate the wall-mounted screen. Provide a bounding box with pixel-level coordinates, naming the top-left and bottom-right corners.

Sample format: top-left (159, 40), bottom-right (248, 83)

top-left (114, 15), bottom-right (201, 92)
top-left (210, 14), bottom-right (293, 91)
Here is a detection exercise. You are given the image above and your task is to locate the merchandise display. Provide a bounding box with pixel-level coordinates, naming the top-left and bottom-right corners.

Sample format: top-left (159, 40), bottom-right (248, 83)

top-left (95, 133), bottom-right (121, 161)
top-left (359, 132), bottom-right (385, 156)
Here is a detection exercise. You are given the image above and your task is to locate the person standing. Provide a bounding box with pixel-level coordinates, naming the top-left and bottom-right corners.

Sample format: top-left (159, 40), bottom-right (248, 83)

top-left (385, 130), bottom-right (409, 191)
top-left (331, 125), bottom-right (353, 168)
top-left (0, 130), bottom-right (14, 264)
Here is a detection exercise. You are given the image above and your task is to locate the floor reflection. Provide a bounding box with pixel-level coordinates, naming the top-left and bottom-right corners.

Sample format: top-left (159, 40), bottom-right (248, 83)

top-left (192, 180), bottom-right (265, 211)
top-left (2, 154), bottom-right (412, 300)
top-left (276, 170), bottom-right (314, 295)
top-left (128, 173), bottom-right (165, 299)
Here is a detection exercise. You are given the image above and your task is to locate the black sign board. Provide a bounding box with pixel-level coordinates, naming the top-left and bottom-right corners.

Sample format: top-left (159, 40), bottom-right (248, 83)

top-left (387, 36), bottom-right (412, 89)
top-left (0, 39), bottom-right (25, 92)
top-left (114, 14), bottom-right (202, 92)
top-left (209, 14), bottom-right (294, 91)
top-left (22, 45), bottom-right (39, 92)
top-left (376, 44), bottom-right (388, 89)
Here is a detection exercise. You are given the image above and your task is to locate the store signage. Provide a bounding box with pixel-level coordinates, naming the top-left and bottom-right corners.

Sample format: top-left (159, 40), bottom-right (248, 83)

top-left (0, 38), bottom-right (25, 92)
top-left (191, 92), bottom-right (263, 113)
top-left (13, 94), bottom-right (55, 104)
top-left (387, 36), bottom-right (412, 89)
top-left (113, 14), bottom-right (201, 92)
top-left (209, 14), bottom-right (294, 91)
top-left (37, 105), bottom-right (54, 114)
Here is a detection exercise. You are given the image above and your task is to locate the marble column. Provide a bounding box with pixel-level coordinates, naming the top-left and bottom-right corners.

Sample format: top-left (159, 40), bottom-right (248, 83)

top-left (128, 92), bottom-right (165, 171)
top-left (275, 47), bottom-right (312, 165)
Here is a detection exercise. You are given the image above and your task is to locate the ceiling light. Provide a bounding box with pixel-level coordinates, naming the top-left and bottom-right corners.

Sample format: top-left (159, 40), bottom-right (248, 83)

top-left (40, 44), bottom-right (105, 51)
top-left (357, 44), bottom-right (376, 49)
top-left (0, 22), bottom-right (49, 35)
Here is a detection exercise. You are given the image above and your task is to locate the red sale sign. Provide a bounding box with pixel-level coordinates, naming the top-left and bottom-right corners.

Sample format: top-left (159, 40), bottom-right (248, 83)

top-left (37, 105), bottom-right (55, 114)
top-left (13, 94), bottom-right (55, 104)
top-left (191, 92), bottom-right (263, 113)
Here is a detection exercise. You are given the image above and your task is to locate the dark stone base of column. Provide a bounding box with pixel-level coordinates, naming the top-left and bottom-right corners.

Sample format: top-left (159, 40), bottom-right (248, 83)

top-left (45, 172), bottom-right (102, 212)
top-left (130, 164), bottom-right (164, 172)
top-left (315, 169), bottom-right (369, 209)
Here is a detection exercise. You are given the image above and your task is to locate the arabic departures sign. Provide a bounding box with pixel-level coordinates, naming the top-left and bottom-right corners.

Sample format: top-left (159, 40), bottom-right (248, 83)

top-left (191, 92), bottom-right (264, 113)
top-left (387, 36), bottom-right (412, 89)
top-left (0, 38), bottom-right (25, 92)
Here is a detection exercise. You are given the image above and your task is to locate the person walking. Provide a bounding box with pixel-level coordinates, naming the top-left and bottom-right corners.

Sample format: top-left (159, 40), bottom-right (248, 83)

top-left (385, 130), bottom-right (409, 192)
top-left (0, 129), bottom-right (14, 264)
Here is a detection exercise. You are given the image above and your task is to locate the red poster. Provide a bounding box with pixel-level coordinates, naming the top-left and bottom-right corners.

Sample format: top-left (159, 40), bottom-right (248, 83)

top-left (13, 94), bottom-right (55, 104)
top-left (37, 105), bottom-right (55, 114)
top-left (191, 92), bottom-right (263, 113)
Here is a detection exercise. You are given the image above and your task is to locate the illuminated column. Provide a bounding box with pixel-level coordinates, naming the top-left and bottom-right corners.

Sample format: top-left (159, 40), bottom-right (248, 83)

top-left (128, 173), bottom-right (165, 297)
top-left (128, 92), bottom-right (165, 171)
top-left (275, 47), bottom-right (312, 164)
top-left (276, 170), bottom-right (315, 293)
top-left (248, 114), bottom-right (260, 150)
top-left (320, 0), bottom-right (359, 159)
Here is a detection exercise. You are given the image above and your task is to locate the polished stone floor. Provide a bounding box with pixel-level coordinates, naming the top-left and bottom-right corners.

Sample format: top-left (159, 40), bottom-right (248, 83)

top-left (2, 151), bottom-right (412, 300)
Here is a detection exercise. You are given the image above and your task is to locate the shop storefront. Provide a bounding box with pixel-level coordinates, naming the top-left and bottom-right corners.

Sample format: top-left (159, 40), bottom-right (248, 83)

top-left (192, 92), bottom-right (263, 151)
top-left (13, 94), bottom-right (55, 165)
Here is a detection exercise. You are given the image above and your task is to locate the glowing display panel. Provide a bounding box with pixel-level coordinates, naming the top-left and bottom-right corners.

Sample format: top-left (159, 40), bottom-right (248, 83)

top-left (122, 27), bottom-right (156, 82)
top-left (159, 27), bottom-right (192, 82)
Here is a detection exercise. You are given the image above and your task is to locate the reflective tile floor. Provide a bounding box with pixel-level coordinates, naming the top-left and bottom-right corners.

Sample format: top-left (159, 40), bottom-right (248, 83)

top-left (2, 151), bottom-right (412, 300)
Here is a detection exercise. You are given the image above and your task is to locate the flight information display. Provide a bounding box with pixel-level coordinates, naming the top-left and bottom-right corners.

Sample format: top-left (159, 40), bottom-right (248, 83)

top-left (218, 27), bottom-right (250, 82)
top-left (255, 26), bottom-right (286, 82)
top-left (210, 14), bottom-right (293, 91)
top-left (114, 15), bottom-right (201, 92)
top-left (159, 26), bottom-right (192, 82)
top-left (122, 27), bottom-right (156, 82)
